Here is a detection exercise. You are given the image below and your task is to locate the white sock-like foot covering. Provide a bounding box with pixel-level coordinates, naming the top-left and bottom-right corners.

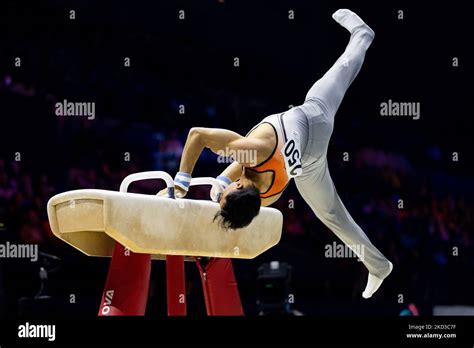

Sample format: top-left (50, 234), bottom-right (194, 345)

top-left (362, 261), bottom-right (393, 299)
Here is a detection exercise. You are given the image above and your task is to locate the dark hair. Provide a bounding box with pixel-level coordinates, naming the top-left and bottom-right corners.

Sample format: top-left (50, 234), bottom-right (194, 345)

top-left (214, 185), bottom-right (261, 230)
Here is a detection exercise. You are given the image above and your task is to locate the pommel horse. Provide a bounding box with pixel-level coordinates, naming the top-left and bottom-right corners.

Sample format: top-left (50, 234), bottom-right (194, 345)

top-left (47, 171), bottom-right (283, 316)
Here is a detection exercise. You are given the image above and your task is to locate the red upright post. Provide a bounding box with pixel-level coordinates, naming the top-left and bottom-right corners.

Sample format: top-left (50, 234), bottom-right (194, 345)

top-left (98, 243), bottom-right (151, 316)
top-left (196, 258), bottom-right (244, 316)
top-left (166, 255), bottom-right (187, 316)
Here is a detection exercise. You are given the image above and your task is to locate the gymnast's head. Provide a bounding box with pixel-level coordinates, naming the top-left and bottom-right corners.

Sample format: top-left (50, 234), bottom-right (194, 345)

top-left (214, 176), bottom-right (261, 230)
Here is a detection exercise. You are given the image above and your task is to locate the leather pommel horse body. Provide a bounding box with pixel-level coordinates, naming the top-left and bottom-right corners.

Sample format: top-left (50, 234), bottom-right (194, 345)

top-left (47, 171), bottom-right (283, 316)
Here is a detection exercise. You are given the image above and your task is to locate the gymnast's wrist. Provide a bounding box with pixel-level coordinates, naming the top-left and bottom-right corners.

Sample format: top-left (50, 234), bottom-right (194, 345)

top-left (174, 171), bottom-right (192, 192)
top-left (216, 175), bottom-right (232, 188)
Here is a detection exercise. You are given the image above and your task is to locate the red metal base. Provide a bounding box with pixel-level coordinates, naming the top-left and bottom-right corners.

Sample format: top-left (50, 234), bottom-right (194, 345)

top-left (98, 243), bottom-right (151, 316)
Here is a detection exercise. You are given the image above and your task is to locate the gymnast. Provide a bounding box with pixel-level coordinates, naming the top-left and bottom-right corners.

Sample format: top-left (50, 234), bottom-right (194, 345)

top-left (161, 9), bottom-right (392, 299)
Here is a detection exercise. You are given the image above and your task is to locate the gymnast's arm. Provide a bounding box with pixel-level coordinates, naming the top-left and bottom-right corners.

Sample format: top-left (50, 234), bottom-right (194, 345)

top-left (179, 127), bottom-right (267, 175)
top-left (215, 161), bottom-right (242, 182)
top-left (218, 161), bottom-right (242, 182)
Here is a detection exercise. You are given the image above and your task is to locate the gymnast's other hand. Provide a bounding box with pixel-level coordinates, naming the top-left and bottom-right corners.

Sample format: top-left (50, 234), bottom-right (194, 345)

top-left (174, 185), bottom-right (187, 198)
top-left (157, 185), bottom-right (187, 198)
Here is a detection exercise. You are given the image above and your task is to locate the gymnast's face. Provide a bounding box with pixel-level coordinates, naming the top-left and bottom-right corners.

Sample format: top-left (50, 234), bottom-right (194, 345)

top-left (219, 176), bottom-right (254, 208)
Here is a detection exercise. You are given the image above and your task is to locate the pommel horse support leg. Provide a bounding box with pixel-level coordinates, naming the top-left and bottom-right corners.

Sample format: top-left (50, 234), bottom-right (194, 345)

top-left (46, 171), bottom-right (283, 316)
top-left (195, 257), bottom-right (243, 315)
top-left (98, 243), bottom-right (151, 316)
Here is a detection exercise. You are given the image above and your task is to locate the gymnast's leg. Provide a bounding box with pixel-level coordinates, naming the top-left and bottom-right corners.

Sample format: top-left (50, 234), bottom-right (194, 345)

top-left (300, 9), bottom-right (375, 121)
top-left (296, 10), bottom-right (392, 298)
top-left (295, 160), bottom-right (392, 298)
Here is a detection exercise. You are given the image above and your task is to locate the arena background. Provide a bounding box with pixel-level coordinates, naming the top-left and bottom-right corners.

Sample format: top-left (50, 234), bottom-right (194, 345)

top-left (0, 0), bottom-right (473, 320)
